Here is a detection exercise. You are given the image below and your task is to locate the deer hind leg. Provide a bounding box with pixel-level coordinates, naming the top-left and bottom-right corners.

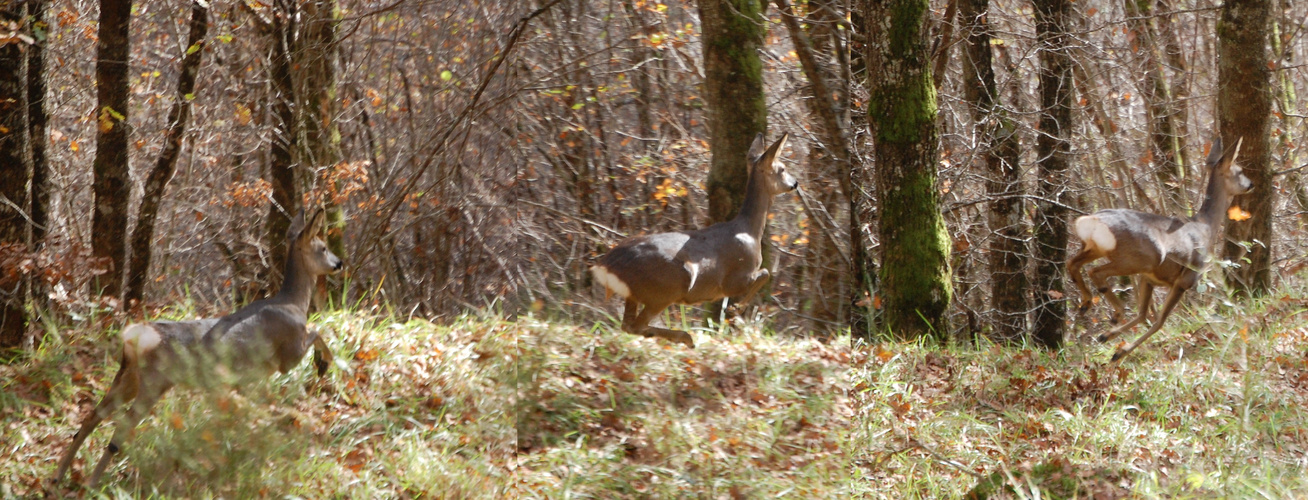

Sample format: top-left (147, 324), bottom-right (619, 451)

top-left (1088, 262), bottom-right (1133, 325)
top-left (1067, 247), bottom-right (1102, 317)
top-left (1111, 285), bottom-right (1187, 362)
top-left (622, 299), bottom-right (693, 347)
top-left (53, 358), bottom-right (140, 484)
top-left (85, 379), bottom-right (172, 488)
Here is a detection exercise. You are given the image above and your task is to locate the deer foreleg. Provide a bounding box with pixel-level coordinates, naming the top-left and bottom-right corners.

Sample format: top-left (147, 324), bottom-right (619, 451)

top-left (1111, 286), bottom-right (1186, 362)
top-left (1135, 280), bottom-right (1156, 324)
top-left (622, 300), bottom-right (694, 347)
top-left (725, 268), bottom-right (771, 318)
top-left (310, 329), bottom-right (333, 377)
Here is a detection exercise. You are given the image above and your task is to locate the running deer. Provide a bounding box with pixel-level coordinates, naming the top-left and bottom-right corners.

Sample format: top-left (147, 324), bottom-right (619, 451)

top-left (1069, 137), bottom-right (1252, 362)
top-left (591, 133), bottom-right (798, 347)
top-left (53, 209), bottom-right (343, 488)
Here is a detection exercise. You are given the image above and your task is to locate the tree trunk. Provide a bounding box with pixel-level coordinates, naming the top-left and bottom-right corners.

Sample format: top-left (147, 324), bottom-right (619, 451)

top-left (299, 0), bottom-right (345, 304)
top-left (1031, 0), bottom-right (1074, 348)
top-left (698, 0), bottom-right (768, 223)
top-left (1218, 0), bottom-right (1273, 295)
top-left (1124, 0), bottom-right (1185, 212)
top-left (264, 3), bottom-right (301, 293)
top-left (123, 1), bottom-right (208, 309)
top-left (960, 0), bottom-right (1028, 339)
top-left (91, 0), bottom-right (133, 299)
top-left (0, 4), bottom-right (31, 349)
top-left (28, 0), bottom-right (49, 247)
top-left (775, 0), bottom-right (851, 326)
top-left (862, 0), bottom-right (953, 339)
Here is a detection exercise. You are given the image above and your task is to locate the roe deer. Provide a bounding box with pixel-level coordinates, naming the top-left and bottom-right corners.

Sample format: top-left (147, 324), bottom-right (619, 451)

top-left (53, 209), bottom-right (343, 488)
top-left (1069, 138), bottom-right (1252, 362)
top-left (590, 133), bottom-right (798, 347)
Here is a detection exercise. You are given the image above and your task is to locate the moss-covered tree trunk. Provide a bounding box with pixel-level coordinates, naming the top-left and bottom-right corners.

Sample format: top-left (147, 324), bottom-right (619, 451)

top-left (698, 0), bottom-right (767, 223)
top-left (299, 0), bottom-right (345, 304)
top-left (862, 0), bottom-right (952, 339)
top-left (91, 0), bottom-right (133, 299)
top-left (123, 1), bottom-right (208, 309)
top-left (1031, 0), bottom-right (1073, 348)
top-left (0, 4), bottom-right (30, 349)
top-left (961, 0), bottom-right (1027, 339)
top-left (1218, 0), bottom-right (1273, 295)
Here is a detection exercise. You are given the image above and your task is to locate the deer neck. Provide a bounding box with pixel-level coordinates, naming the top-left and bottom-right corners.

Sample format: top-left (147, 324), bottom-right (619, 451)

top-left (275, 252), bottom-right (316, 314)
top-left (733, 170), bottom-right (772, 238)
top-left (1194, 175), bottom-right (1233, 243)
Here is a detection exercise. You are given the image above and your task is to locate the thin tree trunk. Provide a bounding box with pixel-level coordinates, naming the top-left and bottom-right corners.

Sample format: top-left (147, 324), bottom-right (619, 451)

top-left (698, 0), bottom-right (768, 223)
top-left (0, 3), bottom-right (31, 349)
top-left (1124, 0), bottom-right (1185, 212)
top-left (775, 0), bottom-right (852, 325)
top-left (264, 1), bottom-right (301, 294)
top-left (862, 0), bottom-right (953, 339)
top-left (1031, 0), bottom-right (1074, 348)
top-left (1218, 0), bottom-right (1273, 295)
top-left (123, 1), bottom-right (209, 309)
top-left (91, 0), bottom-right (134, 299)
top-left (28, 0), bottom-right (49, 246)
top-left (960, 0), bottom-right (1027, 339)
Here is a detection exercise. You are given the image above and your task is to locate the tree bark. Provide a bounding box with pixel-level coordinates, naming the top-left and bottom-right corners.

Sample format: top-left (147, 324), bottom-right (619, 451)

top-left (91, 0), bottom-right (133, 299)
top-left (28, 0), bottom-right (49, 247)
top-left (960, 0), bottom-right (1027, 339)
top-left (1124, 0), bottom-right (1185, 212)
top-left (698, 0), bottom-right (768, 223)
top-left (1218, 0), bottom-right (1273, 295)
top-left (862, 0), bottom-right (953, 339)
top-left (775, 0), bottom-right (852, 325)
top-left (299, 0), bottom-right (345, 304)
top-left (0, 3), bottom-right (31, 349)
top-left (1031, 0), bottom-right (1074, 348)
top-left (264, 1), bottom-right (301, 293)
top-left (124, 1), bottom-right (209, 309)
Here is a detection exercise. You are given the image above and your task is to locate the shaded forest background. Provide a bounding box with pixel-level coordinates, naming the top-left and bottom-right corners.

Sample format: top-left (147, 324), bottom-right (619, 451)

top-left (1, 0), bottom-right (1306, 345)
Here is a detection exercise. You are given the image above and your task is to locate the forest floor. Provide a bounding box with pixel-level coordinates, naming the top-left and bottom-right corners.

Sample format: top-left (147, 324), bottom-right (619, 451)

top-left (4, 291), bottom-right (1308, 498)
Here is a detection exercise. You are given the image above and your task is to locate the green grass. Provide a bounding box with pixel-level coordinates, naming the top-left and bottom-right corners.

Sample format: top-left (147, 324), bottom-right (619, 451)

top-left (7, 292), bottom-right (1308, 498)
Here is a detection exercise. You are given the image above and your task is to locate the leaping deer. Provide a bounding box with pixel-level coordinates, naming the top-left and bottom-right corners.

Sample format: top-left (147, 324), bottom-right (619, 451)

top-left (1069, 137), bottom-right (1252, 362)
top-left (52, 209), bottom-right (343, 488)
top-left (590, 133), bottom-right (798, 347)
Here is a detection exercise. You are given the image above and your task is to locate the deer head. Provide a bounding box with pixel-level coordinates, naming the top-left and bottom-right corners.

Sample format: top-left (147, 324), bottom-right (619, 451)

top-left (287, 209), bottom-right (344, 277)
top-left (747, 133), bottom-right (799, 196)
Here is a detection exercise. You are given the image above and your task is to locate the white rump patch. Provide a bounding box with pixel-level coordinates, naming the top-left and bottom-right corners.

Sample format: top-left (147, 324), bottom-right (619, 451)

top-left (735, 233), bottom-right (755, 246)
top-left (684, 261), bottom-right (700, 292)
top-left (1075, 216), bottom-right (1117, 252)
top-left (121, 323), bottom-right (162, 362)
top-left (590, 265), bottom-right (631, 299)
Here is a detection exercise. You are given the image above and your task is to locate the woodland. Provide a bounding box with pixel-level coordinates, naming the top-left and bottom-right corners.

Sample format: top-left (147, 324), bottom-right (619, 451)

top-left (1, 0), bottom-right (1308, 497)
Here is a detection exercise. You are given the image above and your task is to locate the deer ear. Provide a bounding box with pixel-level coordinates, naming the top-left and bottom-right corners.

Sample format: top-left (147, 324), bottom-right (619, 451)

top-left (1222, 137), bottom-right (1244, 171)
top-left (760, 132), bottom-right (789, 166)
top-left (286, 209), bottom-right (307, 241)
top-left (1205, 137), bottom-right (1224, 168)
top-left (304, 209), bottom-right (327, 239)
top-left (747, 133), bottom-right (766, 165)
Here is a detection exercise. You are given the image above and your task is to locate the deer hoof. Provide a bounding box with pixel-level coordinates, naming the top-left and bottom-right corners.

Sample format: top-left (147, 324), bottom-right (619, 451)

top-left (1110, 350), bottom-right (1127, 363)
top-left (1096, 333), bottom-right (1111, 343)
top-left (1077, 301), bottom-right (1092, 314)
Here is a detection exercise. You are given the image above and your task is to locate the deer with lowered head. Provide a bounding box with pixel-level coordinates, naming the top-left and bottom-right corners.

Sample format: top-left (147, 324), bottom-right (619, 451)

top-left (1069, 137), bottom-right (1252, 362)
top-left (591, 133), bottom-right (798, 347)
top-left (53, 209), bottom-right (343, 488)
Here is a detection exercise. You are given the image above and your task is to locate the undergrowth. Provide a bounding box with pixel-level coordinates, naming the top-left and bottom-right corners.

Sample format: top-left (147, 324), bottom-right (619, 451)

top-left (4, 290), bottom-right (1308, 498)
